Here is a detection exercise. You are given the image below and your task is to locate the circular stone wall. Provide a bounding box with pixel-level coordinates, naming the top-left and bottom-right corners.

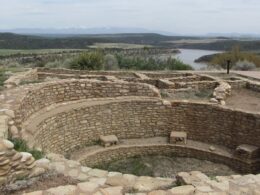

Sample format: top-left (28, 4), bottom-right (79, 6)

top-left (15, 78), bottom-right (260, 175)
top-left (33, 98), bottom-right (173, 154)
top-left (2, 69), bottom-right (260, 194)
top-left (79, 144), bottom-right (255, 173)
top-left (32, 100), bottom-right (260, 153)
top-left (15, 79), bottom-right (159, 128)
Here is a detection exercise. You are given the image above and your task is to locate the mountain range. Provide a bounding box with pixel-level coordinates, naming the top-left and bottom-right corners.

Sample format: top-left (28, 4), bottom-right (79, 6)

top-left (0, 27), bottom-right (259, 38)
top-left (0, 27), bottom-right (177, 37)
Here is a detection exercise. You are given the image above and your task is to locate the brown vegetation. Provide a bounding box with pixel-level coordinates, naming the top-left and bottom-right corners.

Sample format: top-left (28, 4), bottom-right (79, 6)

top-left (211, 46), bottom-right (260, 68)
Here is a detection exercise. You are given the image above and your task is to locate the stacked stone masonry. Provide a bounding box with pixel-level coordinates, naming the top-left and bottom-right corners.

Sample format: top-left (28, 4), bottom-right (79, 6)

top-left (0, 139), bottom-right (37, 185)
top-left (22, 153), bottom-right (260, 195)
top-left (0, 68), bottom-right (259, 194)
top-left (4, 69), bottom-right (38, 88)
top-left (79, 143), bottom-right (259, 173)
top-left (15, 79), bottom-right (160, 128)
top-left (32, 100), bottom-right (260, 153)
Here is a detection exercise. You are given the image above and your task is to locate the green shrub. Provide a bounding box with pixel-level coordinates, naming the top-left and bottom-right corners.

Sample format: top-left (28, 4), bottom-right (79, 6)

top-left (70, 51), bottom-right (104, 70)
top-left (165, 57), bottom-right (193, 70)
top-left (68, 51), bottom-right (193, 71)
top-left (44, 60), bottom-right (61, 69)
top-left (44, 58), bottom-right (74, 69)
top-left (0, 68), bottom-right (9, 88)
top-left (10, 138), bottom-right (44, 160)
top-left (115, 54), bottom-right (193, 71)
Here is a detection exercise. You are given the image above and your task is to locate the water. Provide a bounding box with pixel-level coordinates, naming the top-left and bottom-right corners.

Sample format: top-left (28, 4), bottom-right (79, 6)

top-left (175, 49), bottom-right (222, 70)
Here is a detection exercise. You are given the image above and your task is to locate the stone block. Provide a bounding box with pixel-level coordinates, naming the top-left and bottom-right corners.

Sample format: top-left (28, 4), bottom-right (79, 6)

top-left (23, 191), bottom-right (43, 195)
top-left (106, 174), bottom-right (136, 188)
top-left (45, 185), bottom-right (77, 195)
top-left (77, 182), bottom-right (99, 194)
top-left (107, 171), bottom-right (122, 177)
top-left (133, 176), bottom-right (174, 192)
top-left (89, 177), bottom-right (107, 186)
top-left (88, 169), bottom-right (108, 178)
top-left (235, 144), bottom-right (259, 159)
top-left (100, 135), bottom-right (118, 147)
top-left (148, 190), bottom-right (167, 195)
top-left (77, 173), bottom-right (89, 182)
top-left (168, 185), bottom-right (195, 195)
top-left (101, 186), bottom-right (123, 195)
top-left (29, 167), bottom-right (46, 178)
top-left (35, 158), bottom-right (50, 169)
top-left (170, 131), bottom-right (187, 145)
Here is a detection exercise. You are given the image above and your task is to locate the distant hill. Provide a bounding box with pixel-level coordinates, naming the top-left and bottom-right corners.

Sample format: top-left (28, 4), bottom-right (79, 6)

top-left (1, 32), bottom-right (260, 51)
top-left (0, 33), bottom-right (107, 49)
top-left (0, 27), bottom-right (177, 36)
top-left (0, 33), bottom-right (191, 49)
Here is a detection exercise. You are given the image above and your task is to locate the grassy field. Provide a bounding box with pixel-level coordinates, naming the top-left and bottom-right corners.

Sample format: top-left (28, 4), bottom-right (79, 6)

top-left (89, 43), bottom-right (152, 49)
top-left (165, 38), bottom-right (228, 44)
top-left (0, 49), bottom-right (87, 56)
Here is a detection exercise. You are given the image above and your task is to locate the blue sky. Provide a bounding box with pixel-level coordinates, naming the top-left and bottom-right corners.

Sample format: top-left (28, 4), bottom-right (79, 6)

top-left (0, 0), bottom-right (259, 34)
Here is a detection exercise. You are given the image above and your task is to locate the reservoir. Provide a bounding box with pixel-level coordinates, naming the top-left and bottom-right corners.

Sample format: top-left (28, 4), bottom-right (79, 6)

top-left (175, 49), bottom-right (222, 70)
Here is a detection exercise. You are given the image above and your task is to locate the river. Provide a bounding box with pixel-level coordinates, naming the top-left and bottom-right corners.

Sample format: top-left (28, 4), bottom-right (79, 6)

top-left (175, 49), bottom-right (222, 70)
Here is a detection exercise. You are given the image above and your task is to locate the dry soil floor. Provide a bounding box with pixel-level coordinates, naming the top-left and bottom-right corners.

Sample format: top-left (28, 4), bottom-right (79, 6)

top-left (226, 88), bottom-right (260, 112)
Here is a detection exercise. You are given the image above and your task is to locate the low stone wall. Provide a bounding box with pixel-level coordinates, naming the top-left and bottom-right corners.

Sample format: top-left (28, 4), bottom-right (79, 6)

top-left (0, 114), bottom-right (11, 139)
top-left (139, 79), bottom-right (218, 90)
top-left (31, 99), bottom-right (260, 156)
top-left (211, 81), bottom-right (231, 105)
top-left (0, 139), bottom-right (36, 185)
top-left (37, 72), bottom-right (115, 81)
top-left (0, 109), bottom-right (16, 139)
top-left (37, 68), bottom-right (137, 79)
top-left (168, 75), bottom-right (215, 83)
top-left (4, 69), bottom-right (38, 88)
top-left (144, 72), bottom-right (193, 79)
top-left (15, 79), bottom-right (160, 128)
top-left (226, 80), bottom-right (247, 89)
top-left (156, 79), bottom-right (175, 89)
top-left (247, 81), bottom-right (260, 92)
top-left (80, 144), bottom-right (258, 173)
top-left (175, 81), bottom-right (218, 90)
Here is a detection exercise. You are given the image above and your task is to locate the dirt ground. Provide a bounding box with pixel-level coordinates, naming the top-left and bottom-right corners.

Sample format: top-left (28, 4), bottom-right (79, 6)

top-left (161, 89), bottom-right (213, 101)
top-left (226, 88), bottom-right (260, 112)
top-left (0, 173), bottom-right (78, 195)
top-left (97, 155), bottom-right (237, 178)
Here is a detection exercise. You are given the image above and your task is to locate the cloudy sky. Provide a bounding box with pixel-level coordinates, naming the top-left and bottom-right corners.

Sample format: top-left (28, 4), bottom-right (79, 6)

top-left (0, 0), bottom-right (259, 35)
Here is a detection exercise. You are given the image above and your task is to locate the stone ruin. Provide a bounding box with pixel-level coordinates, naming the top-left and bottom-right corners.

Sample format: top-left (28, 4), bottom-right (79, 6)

top-left (170, 131), bottom-right (187, 145)
top-left (100, 135), bottom-right (119, 147)
top-left (0, 139), bottom-right (37, 185)
top-left (0, 68), bottom-right (259, 194)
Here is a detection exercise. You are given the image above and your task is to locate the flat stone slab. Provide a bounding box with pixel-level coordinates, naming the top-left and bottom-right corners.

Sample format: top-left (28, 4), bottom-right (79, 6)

top-left (88, 169), bottom-right (108, 178)
top-left (45, 185), bottom-right (77, 195)
top-left (106, 174), bottom-right (137, 188)
top-left (168, 185), bottom-right (195, 195)
top-left (100, 135), bottom-right (119, 147)
top-left (133, 176), bottom-right (174, 192)
top-left (77, 182), bottom-right (99, 194)
top-left (96, 186), bottom-right (123, 195)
